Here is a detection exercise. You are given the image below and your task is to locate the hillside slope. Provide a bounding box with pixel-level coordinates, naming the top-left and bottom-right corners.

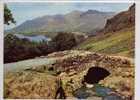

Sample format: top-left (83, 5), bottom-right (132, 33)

top-left (75, 4), bottom-right (135, 58)
top-left (102, 4), bottom-right (135, 33)
top-left (76, 28), bottom-right (134, 57)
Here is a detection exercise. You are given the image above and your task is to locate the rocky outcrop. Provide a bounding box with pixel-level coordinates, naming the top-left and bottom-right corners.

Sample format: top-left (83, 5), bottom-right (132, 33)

top-left (102, 4), bottom-right (135, 33)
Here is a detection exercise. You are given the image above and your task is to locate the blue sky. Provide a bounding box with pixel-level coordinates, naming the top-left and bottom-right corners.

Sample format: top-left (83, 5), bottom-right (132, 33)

top-left (5, 3), bottom-right (132, 30)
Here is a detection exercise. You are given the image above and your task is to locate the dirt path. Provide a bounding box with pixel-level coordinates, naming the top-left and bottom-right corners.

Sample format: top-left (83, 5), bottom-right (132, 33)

top-left (4, 57), bottom-right (56, 72)
top-left (4, 50), bottom-right (91, 73)
top-left (4, 50), bottom-right (134, 73)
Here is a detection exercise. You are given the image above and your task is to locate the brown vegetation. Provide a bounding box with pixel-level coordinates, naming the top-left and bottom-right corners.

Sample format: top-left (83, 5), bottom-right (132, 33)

top-left (4, 50), bottom-right (134, 99)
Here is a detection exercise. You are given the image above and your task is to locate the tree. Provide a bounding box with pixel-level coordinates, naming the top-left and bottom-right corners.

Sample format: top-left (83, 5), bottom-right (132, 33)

top-left (51, 32), bottom-right (77, 51)
top-left (4, 4), bottom-right (16, 25)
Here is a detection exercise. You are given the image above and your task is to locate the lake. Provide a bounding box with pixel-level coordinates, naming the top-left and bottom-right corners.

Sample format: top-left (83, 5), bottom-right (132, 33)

top-left (14, 34), bottom-right (51, 42)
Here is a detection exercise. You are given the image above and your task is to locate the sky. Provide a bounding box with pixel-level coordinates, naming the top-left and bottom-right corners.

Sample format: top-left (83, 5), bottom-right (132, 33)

top-left (5, 2), bottom-right (133, 30)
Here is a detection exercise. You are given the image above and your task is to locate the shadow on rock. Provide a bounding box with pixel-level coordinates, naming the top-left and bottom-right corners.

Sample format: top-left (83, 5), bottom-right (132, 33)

top-left (83, 67), bottom-right (110, 84)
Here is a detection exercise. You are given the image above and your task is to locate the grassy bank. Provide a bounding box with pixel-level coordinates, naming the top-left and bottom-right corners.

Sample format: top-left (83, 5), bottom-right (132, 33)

top-left (75, 28), bottom-right (134, 58)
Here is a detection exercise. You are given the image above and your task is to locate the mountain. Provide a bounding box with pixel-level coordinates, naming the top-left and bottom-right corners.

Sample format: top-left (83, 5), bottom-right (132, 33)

top-left (76, 4), bottom-right (135, 58)
top-left (7, 10), bottom-right (114, 36)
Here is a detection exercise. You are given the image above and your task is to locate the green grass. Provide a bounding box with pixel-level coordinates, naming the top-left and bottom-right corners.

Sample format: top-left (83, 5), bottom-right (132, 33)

top-left (75, 28), bottom-right (134, 58)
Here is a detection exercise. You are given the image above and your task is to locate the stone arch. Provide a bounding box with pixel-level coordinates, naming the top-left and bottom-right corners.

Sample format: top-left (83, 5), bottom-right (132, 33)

top-left (83, 67), bottom-right (110, 84)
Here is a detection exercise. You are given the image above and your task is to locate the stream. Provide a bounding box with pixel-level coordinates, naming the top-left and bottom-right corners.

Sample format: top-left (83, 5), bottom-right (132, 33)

top-left (74, 84), bottom-right (124, 100)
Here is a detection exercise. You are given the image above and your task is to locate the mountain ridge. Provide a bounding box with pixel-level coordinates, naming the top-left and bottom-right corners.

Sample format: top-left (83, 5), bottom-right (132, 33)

top-left (6, 9), bottom-right (115, 36)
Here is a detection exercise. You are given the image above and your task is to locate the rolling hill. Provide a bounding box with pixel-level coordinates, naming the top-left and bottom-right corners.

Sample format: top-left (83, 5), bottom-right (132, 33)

top-left (75, 4), bottom-right (135, 58)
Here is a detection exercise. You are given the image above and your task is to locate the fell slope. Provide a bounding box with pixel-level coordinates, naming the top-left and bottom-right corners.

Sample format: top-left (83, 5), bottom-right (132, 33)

top-left (102, 4), bottom-right (135, 33)
top-left (76, 28), bottom-right (134, 57)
